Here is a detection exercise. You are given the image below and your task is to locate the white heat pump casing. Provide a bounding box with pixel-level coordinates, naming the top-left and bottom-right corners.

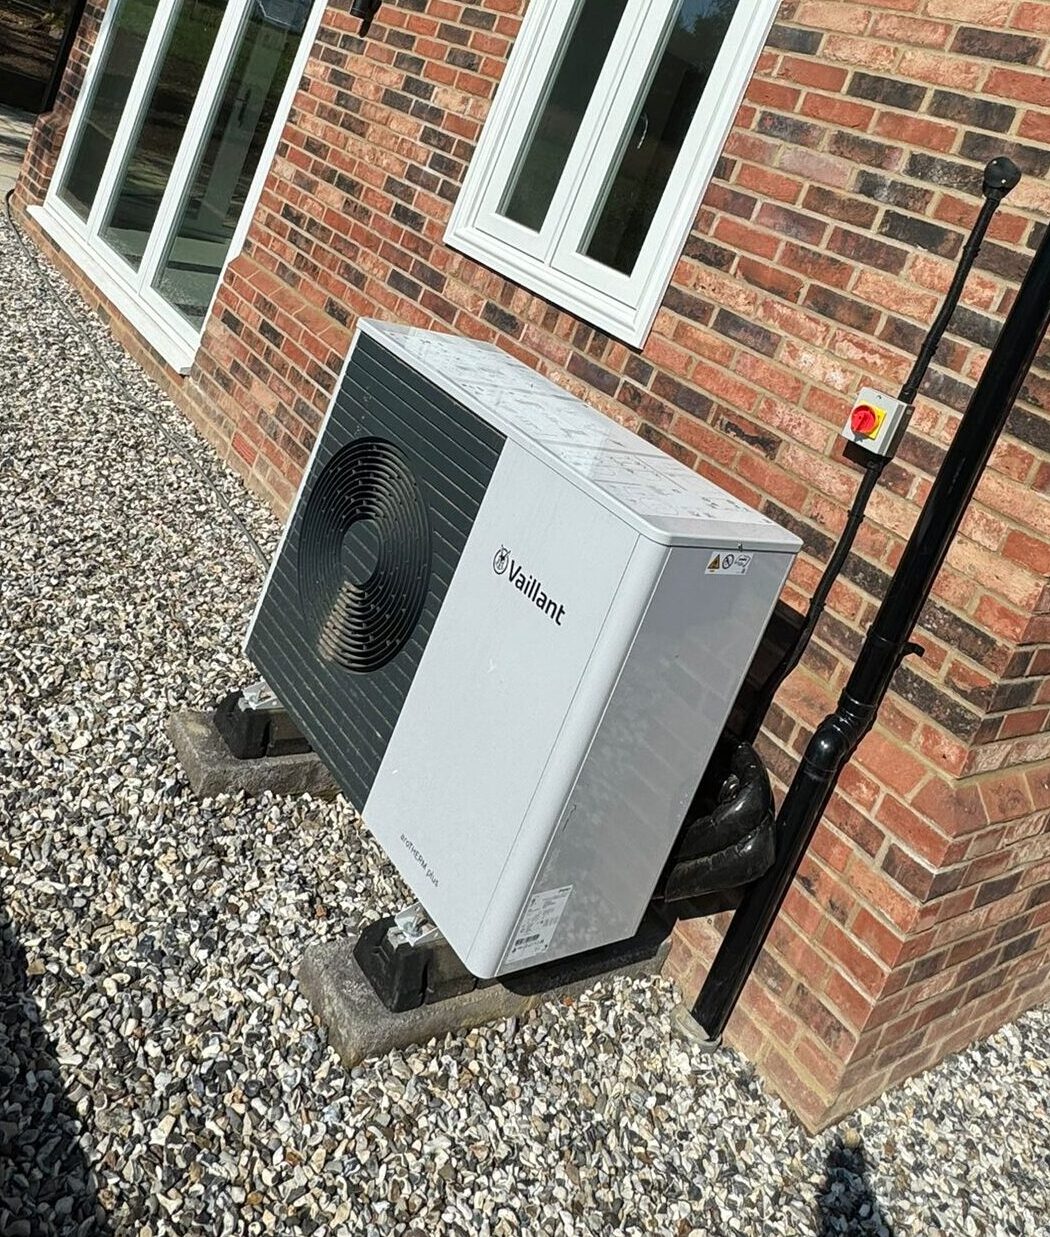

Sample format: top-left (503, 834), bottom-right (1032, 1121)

top-left (247, 321), bottom-right (801, 979)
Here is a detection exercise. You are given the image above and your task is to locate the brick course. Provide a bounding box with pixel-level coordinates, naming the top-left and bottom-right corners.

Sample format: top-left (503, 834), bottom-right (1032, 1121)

top-left (15, 0), bottom-right (1050, 1129)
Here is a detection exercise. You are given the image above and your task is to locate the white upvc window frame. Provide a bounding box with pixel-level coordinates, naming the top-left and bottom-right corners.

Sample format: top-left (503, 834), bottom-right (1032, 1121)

top-left (445, 0), bottom-right (779, 347)
top-left (30, 0), bottom-right (327, 374)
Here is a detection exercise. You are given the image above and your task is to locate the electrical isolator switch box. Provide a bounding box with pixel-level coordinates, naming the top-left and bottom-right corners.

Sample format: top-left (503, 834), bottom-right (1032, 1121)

top-left (841, 387), bottom-right (911, 457)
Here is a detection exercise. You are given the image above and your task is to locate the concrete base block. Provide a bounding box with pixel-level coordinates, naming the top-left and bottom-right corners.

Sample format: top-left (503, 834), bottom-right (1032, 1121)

top-left (167, 709), bottom-right (340, 800)
top-left (298, 932), bottom-right (670, 1068)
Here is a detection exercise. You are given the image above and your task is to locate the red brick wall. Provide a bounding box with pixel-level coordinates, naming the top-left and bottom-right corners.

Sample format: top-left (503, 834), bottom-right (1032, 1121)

top-left (17, 0), bottom-right (1050, 1129)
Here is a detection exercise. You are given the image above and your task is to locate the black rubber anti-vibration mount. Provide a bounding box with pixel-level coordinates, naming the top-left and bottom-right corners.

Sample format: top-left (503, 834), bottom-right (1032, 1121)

top-left (354, 908), bottom-right (674, 1014)
top-left (212, 689), bottom-right (313, 760)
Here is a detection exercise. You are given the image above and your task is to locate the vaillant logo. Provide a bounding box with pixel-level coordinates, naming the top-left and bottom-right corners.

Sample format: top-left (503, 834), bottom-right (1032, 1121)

top-left (493, 546), bottom-right (566, 626)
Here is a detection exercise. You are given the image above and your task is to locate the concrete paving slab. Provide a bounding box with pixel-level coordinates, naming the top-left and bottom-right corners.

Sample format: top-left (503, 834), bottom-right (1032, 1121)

top-left (0, 107), bottom-right (33, 196)
top-left (167, 708), bottom-right (340, 799)
top-left (298, 931), bottom-right (671, 1068)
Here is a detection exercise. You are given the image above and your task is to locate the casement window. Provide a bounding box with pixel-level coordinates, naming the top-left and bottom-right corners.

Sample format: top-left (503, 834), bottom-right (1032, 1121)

top-left (446, 0), bottom-right (779, 347)
top-left (32, 0), bottom-right (326, 373)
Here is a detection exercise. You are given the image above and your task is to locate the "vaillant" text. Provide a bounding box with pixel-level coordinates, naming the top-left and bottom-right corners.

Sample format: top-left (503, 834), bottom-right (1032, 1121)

top-left (507, 559), bottom-right (566, 626)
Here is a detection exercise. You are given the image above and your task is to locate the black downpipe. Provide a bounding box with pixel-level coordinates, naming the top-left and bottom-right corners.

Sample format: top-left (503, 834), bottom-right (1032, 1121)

top-left (41, 0), bottom-right (89, 115)
top-left (741, 158), bottom-right (1021, 744)
top-left (692, 207), bottom-right (1050, 1042)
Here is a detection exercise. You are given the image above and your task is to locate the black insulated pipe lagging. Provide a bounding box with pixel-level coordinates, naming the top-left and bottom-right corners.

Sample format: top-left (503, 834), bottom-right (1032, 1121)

top-left (741, 157), bottom-right (1021, 745)
top-left (692, 194), bottom-right (1050, 1043)
top-left (350, 0), bottom-right (383, 34)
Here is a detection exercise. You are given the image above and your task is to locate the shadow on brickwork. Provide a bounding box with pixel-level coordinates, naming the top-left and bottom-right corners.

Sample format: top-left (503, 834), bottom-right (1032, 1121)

top-left (0, 900), bottom-right (113, 1234)
top-left (816, 1134), bottom-right (894, 1237)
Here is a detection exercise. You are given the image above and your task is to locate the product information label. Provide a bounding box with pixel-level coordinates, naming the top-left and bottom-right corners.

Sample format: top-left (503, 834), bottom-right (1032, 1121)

top-left (504, 885), bottom-right (574, 966)
top-left (705, 550), bottom-right (753, 576)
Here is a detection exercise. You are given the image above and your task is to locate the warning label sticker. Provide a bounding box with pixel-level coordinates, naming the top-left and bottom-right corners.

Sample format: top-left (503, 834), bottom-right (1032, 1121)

top-left (705, 551), bottom-right (753, 576)
top-left (504, 885), bottom-right (574, 966)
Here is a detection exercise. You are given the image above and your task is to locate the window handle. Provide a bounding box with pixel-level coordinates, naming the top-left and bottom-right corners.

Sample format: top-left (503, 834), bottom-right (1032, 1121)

top-left (636, 111), bottom-right (649, 149)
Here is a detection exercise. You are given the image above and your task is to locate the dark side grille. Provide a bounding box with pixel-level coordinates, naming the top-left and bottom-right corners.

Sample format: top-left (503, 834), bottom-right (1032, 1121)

top-left (247, 331), bottom-right (506, 809)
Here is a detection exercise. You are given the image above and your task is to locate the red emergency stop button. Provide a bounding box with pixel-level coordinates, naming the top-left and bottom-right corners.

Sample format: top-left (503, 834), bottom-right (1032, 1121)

top-left (850, 403), bottom-right (882, 437)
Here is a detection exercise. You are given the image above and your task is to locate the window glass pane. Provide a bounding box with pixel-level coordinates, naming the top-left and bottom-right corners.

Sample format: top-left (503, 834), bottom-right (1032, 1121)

top-left (498, 0), bottom-right (629, 233)
top-left (153, 0), bottom-right (310, 327)
top-left (584, 0), bottom-right (740, 276)
top-left (99, 0), bottom-right (226, 271)
top-left (57, 0), bottom-right (160, 220)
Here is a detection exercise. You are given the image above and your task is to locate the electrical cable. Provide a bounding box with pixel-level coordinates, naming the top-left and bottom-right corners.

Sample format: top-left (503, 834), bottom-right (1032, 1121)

top-left (741, 156), bottom-right (1021, 744)
top-left (742, 455), bottom-right (884, 743)
top-left (3, 188), bottom-right (270, 570)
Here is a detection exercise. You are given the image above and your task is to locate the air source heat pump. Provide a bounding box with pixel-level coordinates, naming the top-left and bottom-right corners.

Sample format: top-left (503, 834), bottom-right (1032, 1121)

top-left (247, 322), bottom-right (801, 978)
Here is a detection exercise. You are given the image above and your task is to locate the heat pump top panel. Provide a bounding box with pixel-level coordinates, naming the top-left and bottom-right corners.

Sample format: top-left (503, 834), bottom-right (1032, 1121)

top-left (365, 322), bottom-right (789, 551)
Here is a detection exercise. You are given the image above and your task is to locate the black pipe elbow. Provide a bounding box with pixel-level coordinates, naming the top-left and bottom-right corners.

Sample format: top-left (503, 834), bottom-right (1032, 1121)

top-left (658, 741), bottom-right (777, 902)
top-left (675, 741), bottom-right (775, 861)
top-left (802, 715), bottom-right (860, 777)
top-left (661, 823), bottom-right (775, 903)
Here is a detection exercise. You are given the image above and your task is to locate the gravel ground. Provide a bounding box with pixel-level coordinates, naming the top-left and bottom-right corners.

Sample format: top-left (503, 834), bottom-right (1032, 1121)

top-left (1, 208), bottom-right (1048, 1237)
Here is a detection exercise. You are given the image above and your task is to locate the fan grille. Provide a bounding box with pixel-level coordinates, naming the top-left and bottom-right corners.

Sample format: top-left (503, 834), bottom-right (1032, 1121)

top-left (297, 437), bottom-right (432, 673)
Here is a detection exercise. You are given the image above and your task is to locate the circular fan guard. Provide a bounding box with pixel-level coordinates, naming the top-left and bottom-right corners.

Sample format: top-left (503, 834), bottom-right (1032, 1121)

top-left (298, 438), bottom-right (432, 673)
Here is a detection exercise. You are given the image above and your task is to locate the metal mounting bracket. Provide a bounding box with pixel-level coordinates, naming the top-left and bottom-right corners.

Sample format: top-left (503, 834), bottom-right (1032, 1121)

top-left (391, 903), bottom-right (442, 948)
top-left (240, 679), bottom-right (282, 712)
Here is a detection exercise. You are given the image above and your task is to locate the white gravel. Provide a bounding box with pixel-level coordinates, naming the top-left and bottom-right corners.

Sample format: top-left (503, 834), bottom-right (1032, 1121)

top-left (1, 207), bottom-right (1048, 1237)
